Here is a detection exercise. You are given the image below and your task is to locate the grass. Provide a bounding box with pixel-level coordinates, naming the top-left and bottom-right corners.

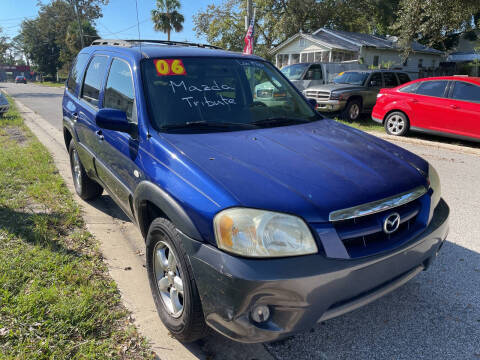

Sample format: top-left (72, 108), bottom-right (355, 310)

top-left (35, 81), bottom-right (65, 88)
top-left (0, 96), bottom-right (153, 359)
top-left (333, 115), bottom-right (384, 132)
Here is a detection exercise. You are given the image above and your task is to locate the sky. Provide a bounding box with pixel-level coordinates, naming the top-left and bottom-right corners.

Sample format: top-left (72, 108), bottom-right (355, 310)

top-left (0, 0), bottom-right (215, 43)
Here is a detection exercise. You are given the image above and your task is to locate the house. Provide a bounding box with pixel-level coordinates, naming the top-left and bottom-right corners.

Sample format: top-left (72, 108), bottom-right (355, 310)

top-left (446, 30), bottom-right (480, 76)
top-left (269, 28), bottom-right (444, 77)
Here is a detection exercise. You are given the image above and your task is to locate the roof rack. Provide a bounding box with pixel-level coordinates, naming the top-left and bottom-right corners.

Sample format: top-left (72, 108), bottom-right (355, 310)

top-left (91, 39), bottom-right (222, 50)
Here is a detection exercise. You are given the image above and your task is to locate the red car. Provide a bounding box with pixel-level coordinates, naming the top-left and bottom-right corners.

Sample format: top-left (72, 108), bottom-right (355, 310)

top-left (372, 76), bottom-right (480, 141)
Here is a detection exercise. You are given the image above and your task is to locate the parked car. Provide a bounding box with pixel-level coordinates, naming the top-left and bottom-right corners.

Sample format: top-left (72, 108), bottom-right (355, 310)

top-left (63, 39), bottom-right (449, 344)
top-left (0, 93), bottom-right (9, 117)
top-left (15, 76), bottom-right (27, 84)
top-left (280, 62), bottom-right (367, 91)
top-left (373, 76), bottom-right (480, 141)
top-left (304, 70), bottom-right (411, 121)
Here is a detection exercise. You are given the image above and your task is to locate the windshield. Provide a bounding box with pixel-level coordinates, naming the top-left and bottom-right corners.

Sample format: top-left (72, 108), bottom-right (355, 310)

top-left (280, 63), bottom-right (309, 80)
top-left (333, 71), bottom-right (369, 85)
top-left (142, 58), bottom-right (318, 132)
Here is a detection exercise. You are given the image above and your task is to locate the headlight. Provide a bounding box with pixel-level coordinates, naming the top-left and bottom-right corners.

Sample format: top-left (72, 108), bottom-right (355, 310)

top-left (330, 92), bottom-right (345, 101)
top-left (428, 163), bottom-right (441, 209)
top-left (213, 208), bottom-right (318, 258)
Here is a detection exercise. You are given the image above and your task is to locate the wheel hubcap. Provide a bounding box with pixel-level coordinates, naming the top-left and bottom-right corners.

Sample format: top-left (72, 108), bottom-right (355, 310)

top-left (71, 149), bottom-right (82, 193)
top-left (387, 115), bottom-right (405, 135)
top-left (349, 104), bottom-right (360, 119)
top-left (153, 241), bottom-right (184, 318)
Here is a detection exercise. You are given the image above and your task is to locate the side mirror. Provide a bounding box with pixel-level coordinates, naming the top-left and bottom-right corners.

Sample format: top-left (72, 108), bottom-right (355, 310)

top-left (369, 80), bottom-right (378, 87)
top-left (307, 98), bottom-right (317, 108)
top-left (95, 108), bottom-right (136, 135)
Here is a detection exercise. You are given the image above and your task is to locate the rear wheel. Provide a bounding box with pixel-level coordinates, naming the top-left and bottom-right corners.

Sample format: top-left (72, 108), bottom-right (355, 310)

top-left (146, 218), bottom-right (207, 342)
top-left (68, 141), bottom-right (103, 200)
top-left (384, 111), bottom-right (409, 136)
top-left (341, 99), bottom-right (362, 121)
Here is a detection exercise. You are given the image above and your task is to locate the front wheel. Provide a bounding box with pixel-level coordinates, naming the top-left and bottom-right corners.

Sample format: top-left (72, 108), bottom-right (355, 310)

top-left (384, 111), bottom-right (409, 136)
top-left (68, 141), bottom-right (103, 200)
top-left (341, 99), bottom-right (362, 121)
top-left (146, 218), bottom-right (207, 342)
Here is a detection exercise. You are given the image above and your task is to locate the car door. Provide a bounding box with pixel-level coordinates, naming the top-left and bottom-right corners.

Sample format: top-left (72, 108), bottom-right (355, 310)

top-left (303, 64), bottom-right (324, 88)
top-left (363, 72), bottom-right (383, 110)
top-left (383, 72), bottom-right (399, 89)
top-left (410, 80), bottom-right (450, 131)
top-left (75, 55), bottom-right (110, 177)
top-left (94, 57), bottom-right (142, 216)
top-left (446, 80), bottom-right (480, 138)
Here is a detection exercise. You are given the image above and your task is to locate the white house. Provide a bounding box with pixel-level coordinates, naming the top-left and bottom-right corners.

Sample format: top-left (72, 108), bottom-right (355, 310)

top-left (269, 28), bottom-right (444, 77)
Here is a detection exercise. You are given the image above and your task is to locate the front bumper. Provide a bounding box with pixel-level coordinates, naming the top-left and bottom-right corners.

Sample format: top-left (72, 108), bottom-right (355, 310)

top-left (315, 99), bottom-right (346, 112)
top-left (182, 199), bottom-right (449, 343)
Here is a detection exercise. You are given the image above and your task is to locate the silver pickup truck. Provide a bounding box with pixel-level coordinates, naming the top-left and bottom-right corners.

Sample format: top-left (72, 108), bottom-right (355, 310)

top-left (303, 70), bottom-right (411, 121)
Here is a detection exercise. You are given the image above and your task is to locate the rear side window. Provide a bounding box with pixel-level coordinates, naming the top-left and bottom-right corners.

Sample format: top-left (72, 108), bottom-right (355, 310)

top-left (67, 53), bottom-right (89, 94)
top-left (397, 73), bottom-right (410, 84)
top-left (104, 59), bottom-right (136, 123)
top-left (368, 72), bottom-right (382, 87)
top-left (399, 82), bottom-right (420, 93)
top-left (383, 72), bottom-right (398, 87)
top-left (451, 81), bottom-right (480, 102)
top-left (416, 81), bottom-right (448, 97)
top-left (81, 55), bottom-right (109, 107)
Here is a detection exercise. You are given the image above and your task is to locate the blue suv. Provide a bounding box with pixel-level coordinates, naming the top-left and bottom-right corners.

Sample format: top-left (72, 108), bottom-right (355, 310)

top-left (63, 39), bottom-right (449, 343)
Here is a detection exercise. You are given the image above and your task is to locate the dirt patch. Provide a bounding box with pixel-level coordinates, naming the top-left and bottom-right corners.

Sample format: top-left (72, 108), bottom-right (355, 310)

top-left (4, 126), bottom-right (28, 145)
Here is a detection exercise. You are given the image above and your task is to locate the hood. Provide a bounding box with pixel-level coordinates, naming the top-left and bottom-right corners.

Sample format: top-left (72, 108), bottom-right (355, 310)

top-left (160, 120), bottom-right (428, 223)
top-left (306, 83), bottom-right (364, 92)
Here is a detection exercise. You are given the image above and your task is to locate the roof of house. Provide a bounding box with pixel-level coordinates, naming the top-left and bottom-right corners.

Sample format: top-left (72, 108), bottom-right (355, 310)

top-left (270, 28), bottom-right (443, 55)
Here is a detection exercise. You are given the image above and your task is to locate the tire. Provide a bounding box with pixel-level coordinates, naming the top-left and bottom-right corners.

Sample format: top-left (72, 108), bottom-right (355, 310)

top-left (68, 141), bottom-right (103, 200)
top-left (384, 111), bottom-right (409, 136)
top-left (146, 218), bottom-right (207, 343)
top-left (341, 99), bottom-right (362, 121)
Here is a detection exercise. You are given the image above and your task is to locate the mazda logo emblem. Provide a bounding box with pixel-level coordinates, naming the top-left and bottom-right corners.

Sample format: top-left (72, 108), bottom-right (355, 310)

top-left (383, 212), bottom-right (401, 234)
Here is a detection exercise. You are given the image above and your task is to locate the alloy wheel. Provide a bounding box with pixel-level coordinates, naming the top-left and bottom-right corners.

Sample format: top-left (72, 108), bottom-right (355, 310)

top-left (71, 148), bottom-right (82, 194)
top-left (386, 114), bottom-right (405, 135)
top-left (153, 240), bottom-right (184, 318)
top-left (349, 103), bottom-right (360, 120)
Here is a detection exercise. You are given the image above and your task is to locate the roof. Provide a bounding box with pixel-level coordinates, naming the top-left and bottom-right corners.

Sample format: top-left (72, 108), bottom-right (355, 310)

top-left (446, 52), bottom-right (480, 62)
top-left (85, 39), bottom-right (264, 61)
top-left (270, 28), bottom-right (443, 55)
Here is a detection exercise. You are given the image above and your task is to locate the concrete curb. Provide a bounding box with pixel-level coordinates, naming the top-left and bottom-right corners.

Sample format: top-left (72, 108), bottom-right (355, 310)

top-left (5, 93), bottom-right (274, 360)
top-left (366, 131), bottom-right (480, 157)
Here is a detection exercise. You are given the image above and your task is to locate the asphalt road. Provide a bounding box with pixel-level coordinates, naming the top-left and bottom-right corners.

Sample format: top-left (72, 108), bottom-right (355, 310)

top-left (3, 82), bottom-right (479, 360)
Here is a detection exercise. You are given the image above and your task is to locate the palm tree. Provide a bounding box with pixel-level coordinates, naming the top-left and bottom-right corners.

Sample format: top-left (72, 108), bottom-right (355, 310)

top-left (151, 0), bottom-right (184, 41)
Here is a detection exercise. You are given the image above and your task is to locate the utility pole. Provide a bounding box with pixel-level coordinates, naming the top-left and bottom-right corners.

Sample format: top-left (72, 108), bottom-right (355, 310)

top-left (245, 0), bottom-right (253, 30)
top-left (73, 0), bottom-right (85, 48)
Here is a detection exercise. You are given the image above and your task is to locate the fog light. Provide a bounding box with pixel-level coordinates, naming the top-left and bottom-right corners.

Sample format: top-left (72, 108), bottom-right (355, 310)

top-left (251, 305), bottom-right (270, 323)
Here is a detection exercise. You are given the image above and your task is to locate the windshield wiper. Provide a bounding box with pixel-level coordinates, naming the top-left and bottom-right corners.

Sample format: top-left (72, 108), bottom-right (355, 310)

top-left (160, 120), bottom-right (258, 131)
top-left (252, 117), bottom-right (311, 127)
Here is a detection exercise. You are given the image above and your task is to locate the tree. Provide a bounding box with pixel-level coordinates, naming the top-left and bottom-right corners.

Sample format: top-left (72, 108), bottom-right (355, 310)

top-left (394, 0), bottom-right (480, 54)
top-left (20, 0), bottom-right (107, 76)
top-left (193, 0), bottom-right (399, 59)
top-left (0, 27), bottom-right (10, 64)
top-left (151, 0), bottom-right (185, 41)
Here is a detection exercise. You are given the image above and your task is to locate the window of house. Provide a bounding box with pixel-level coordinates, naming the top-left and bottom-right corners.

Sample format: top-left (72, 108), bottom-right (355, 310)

top-left (104, 59), bottom-right (136, 123)
top-left (67, 53), bottom-right (89, 94)
top-left (299, 38), bottom-right (306, 46)
top-left (291, 54), bottom-right (300, 64)
top-left (403, 57), bottom-right (408, 66)
top-left (418, 59), bottom-right (423, 68)
top-left (451, 81), bottom-right (480, 102)
top-left (314, 52), bottom-right (322, 62)
top-left (307, 53), bottom-right (314, 62)
top-left (416, 80), bottom-right (448, 97)
top-left (81, 55), bottom-right (109, 107)
top-left (432, 59), bottom-right (436, 68)
top-left (300, 53), bottom-right (308, 63)
top-left (373, 56), bottom-right (379, 67)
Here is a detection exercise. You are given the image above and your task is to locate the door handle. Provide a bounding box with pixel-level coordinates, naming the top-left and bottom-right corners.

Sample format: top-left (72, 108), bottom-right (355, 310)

top-left (409, 99), bottom-right (418, 103)
top-left (72, 112), bottom-right (78, 121)
top-left (96, 130), bottom-right (104, 141)
top-left (450, 104), bottom-right (459, 109)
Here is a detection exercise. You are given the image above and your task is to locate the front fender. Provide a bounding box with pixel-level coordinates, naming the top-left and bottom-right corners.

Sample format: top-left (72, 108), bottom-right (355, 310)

top-left (134, 181), bottom-right (203, 241)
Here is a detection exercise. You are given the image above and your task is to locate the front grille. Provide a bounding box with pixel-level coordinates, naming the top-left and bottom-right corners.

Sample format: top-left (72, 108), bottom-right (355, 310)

top-left (332, 198), bottom-right (426, 258)
top-left (304, 90), bottom-right (330, 101)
